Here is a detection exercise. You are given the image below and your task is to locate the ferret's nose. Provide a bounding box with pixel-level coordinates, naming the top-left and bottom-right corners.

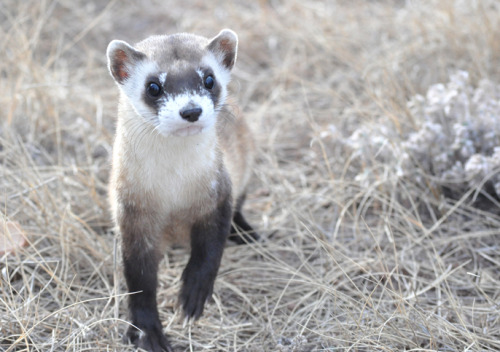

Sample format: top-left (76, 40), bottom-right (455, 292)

top-left (180, 107), bottom-right (202, 122)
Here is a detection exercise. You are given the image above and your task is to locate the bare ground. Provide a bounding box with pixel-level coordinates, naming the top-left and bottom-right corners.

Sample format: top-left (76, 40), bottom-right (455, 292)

top-left (1, 0), bottom-right (499, 351)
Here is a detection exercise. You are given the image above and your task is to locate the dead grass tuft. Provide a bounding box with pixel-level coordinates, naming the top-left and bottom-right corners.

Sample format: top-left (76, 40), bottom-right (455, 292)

top-left (1, 0), bottom-right (499, 351)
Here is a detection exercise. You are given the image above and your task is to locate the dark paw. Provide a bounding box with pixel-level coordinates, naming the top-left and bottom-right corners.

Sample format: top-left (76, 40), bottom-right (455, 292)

top-left (126, 324), bottom-right (174, 352)
top-left (229, 211), bottom-right (259, 245)
top-left (228, 229), bottom-right (260, 245)
top-left (180, 264), bottom-right (215, 320)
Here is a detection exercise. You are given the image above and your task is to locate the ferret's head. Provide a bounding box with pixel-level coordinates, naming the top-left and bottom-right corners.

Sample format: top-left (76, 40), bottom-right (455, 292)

top-left (106, 30), bottom-right (237, 137)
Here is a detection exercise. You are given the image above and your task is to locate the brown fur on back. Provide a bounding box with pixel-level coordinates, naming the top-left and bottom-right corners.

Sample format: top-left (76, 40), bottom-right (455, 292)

top-left (218, 101), bottom-right (255, 203)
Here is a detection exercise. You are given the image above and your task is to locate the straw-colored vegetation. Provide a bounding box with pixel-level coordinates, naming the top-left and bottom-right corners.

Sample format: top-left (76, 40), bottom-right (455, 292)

top-left (1, 0), bottom-right (499, 351)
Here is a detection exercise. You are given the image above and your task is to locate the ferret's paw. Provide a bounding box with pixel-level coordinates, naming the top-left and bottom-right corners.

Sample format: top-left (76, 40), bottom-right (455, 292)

top-left (228, 229), bottom-right (260, 245)
top-left (126, 324), bottom-right (174, 352)
top-left (180, 264), bottom-right (214, 320)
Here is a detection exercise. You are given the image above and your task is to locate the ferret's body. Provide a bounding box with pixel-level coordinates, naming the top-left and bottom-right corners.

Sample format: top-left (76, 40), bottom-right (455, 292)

top-left (110, 100), bottom-right (253, 247)
top-left (106, 30), bottom-right (257, 352)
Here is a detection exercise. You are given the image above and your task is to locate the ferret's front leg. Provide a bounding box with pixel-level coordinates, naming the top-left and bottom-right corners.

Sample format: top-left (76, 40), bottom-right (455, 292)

top-left (121, 216), bottom-right (174, 352)
top-left (180, 196), bottom-right (232, 320)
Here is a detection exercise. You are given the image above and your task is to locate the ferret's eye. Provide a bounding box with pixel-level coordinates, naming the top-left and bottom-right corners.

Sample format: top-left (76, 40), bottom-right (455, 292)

top-left (146, 82), bottom-right (162, 98)
top-left (204, 75), bottom-right (215, 90)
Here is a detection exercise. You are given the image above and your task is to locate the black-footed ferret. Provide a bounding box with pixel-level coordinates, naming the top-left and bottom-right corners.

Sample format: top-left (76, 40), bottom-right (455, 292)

top-left (106, 29), bottom-right (258, 352)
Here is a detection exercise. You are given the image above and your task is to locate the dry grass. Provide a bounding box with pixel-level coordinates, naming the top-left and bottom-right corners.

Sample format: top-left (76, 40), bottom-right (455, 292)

top-left (1, 0), bottom-right (500, 351)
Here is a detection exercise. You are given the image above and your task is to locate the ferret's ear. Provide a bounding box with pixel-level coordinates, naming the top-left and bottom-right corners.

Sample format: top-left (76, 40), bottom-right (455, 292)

top-left (207, 29), bottom-right (238, 71)
top-left (106, 40), bottom-right (146, 84)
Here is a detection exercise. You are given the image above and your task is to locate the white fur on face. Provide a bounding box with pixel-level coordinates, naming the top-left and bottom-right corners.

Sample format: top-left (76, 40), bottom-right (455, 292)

top-left (159, 72), bottom-right (167, 85)
top-left (156, 93), bottom-right (215, 137)
top-left (196, 69), bottom-right (204, 80)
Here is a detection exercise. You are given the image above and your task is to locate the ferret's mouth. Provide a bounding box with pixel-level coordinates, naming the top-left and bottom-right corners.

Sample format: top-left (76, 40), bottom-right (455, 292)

top-left (172, 125), bottom-right (203, 137)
